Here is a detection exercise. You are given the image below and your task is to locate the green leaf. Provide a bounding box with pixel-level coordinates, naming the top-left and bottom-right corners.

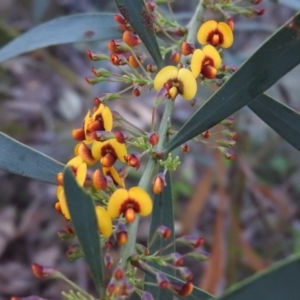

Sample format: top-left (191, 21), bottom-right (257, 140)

top-left (0, 132), bottom-right (63, 184)
top-left (0, 13), bottom-right (120, 63)
top-left (63, 168), bottom-right (104, 295)
top-left (211, 254), bottom-right (300, 300)
top-left (144, 171), bottom-right (175, 300)
top-left (164, 12), bottom-right (300, 153)
top-left (114, 0), bottom-right (164, 69)
top-left (248, 94), bottom-right (300, 152)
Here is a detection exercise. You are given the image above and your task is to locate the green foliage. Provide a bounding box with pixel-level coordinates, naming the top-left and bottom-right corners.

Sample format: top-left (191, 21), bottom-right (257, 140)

top-left (114, 0), bottom-right (164, 69)
top-left (0, 132), bottom-right (64, 184)
top-left (164, 12), bottom-right (300, 153)
top-left (0, 13), bottom-right (120, 63)
top-left (209, 254), bottom-right (300, 300)
top-left (249, 94), bottom-right (300, 152)
top-left (63, 168), bottom-right (104, 296)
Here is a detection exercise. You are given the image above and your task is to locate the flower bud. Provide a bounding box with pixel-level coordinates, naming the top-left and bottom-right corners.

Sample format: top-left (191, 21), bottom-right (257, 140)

top-left (185, 250), bottom-right (210, 262)
top-left (123, 30), bottom-right (141, 47)
top-left (171, 50), bottom-right (180, 63)
top-left (105, 235), bottom-right (116, 249)
top-left (86, 50), bottom-right (109, 61)
top-left (220, 116), bottom-right (235, 127)
top-left (181, 144), bottom-right (190, 153)
top-left (56, 172), bottom-right (64, 186)
top-left (133, 84), bottom-right (142, 97)
top-left (181, 41), bottom-right (195, 56)
top-left (104, 253), bottom-right (114, 268)
top-left (110, 53), bottom-right (127, 66)
top-left (176, 235), bottom-right (204, 248)
top-left (124, 153), bottom-right (141, 169)
top-left (115, 130), bottom-right (129, 143)
top-left (216, 139), bottom-right (236, 148)
top-left (152, 173), bottom-right (166, 194)
top-left (172, 27), bottom-right (187, 36)
top-left (108, 39), bottom-right (126, 54)
top-left (72, 128), bottom-right (85, 141)
top-left (93, 130), bottom-right (115, 142)
top-left (91, 67), bottom-right (111, 77)
top-left (170, 253), bottom-right (184, 266)
top-left (65, 244), bottom-right (84, 261)
top-left (202, 130), bottom-right (211, 139)
top-left (128, 55), bottom-right (142, 68)
top-left (135, 244), bottom-right (150, 255)
top-left (116, 222), bottom-right (128, 245)
top-left (142, 291), bottom-right (155, 300)
top-left (218, 147), bottom-right (235, 160)
top-left (113, 268), bottom-right (124, 281)
top-left (221, 130), bottom-right (237, 140)
top-left (170, 281), bottom-right (193, 296)
top-left (157, 225), bottom-right (172, 239)
top-left (227, 17), bottom-right (234, 31)
top-left (148, 132), bottom-right (159, 146)
top-left (57, 228), bottom-right (75, 240)
top-left (93, 169), bottom-right (108, 190)
top-left (77, 142), bottom-right (97, 165)
top-left (147, 64), bottom-right (157, 73)
top-left (114, 14), bottom-right (127, 25)
top-left (156, 273), bottom-right (169, 289)
top-left (32, 263), bottom-right (59, 279)
top-left (251, 0), bottom-right (262, 4)
top-left (255, 8), bottom-right (265, 15)
top-left (177, 267), bottom-right (193, 281)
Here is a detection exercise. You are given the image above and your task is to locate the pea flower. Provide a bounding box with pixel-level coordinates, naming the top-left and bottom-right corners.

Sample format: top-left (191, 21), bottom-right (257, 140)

top-left (92, 138), bottom-right (127, 168)
top-left (103, 166), bottom-right (125, 188)
top-left (197, 20), bottom-right (233, 48)
top-left (191, 45), bottom-right (222, 79)
top-left (107, 187), bottom-right (152, 223)
top-left (154, 66), bottom-right (197, 101)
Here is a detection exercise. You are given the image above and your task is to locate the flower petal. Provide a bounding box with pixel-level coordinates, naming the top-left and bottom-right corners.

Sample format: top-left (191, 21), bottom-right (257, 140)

top-left (107, 188), bottom-right (129, 218)
top-left (103, 166), bottom-right (125, 188)
top-left (91, 141), bottom-right (103, 160)
top-left (76, 162), bottom-right (87, 186)
top-left (66, 156), bottom-right (84, 167)
top-left (217, 22), bottom-right (233, 48)
top-left (58, 189), bottom-right (70, 220)
top-left (95, 206), bottom-right (113, 238)
top-left (197, 20), bottom-right (217, 45)
top-left (177, 68), bottom-right (197, 100)
top-left (109, 139), bottom-right (127, 163)
top-left (102, 106), bottom-right (113, 131)
top-left (202, 45), bottom-right (222, 69)
top-left (154, 66), bottom-right (178, 91)
top-left (190, 49), bottom-right (205, 78)
top-left (128, 187), bottom-right (152, 216)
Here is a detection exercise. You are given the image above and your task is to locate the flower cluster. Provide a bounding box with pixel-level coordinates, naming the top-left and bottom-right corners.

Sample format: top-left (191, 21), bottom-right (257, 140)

top-left (55, 100), bottom-right (153, 241)
top-left (154, 19), bottom-right (234, 101)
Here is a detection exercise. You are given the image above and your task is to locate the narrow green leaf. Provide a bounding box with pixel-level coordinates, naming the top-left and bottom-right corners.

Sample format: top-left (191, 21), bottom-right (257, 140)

top-left (114, 0), bottom-right (164, 69)
top-left (63, 168), bottom-right (104, 295)
top-left (211, 254), bottom-right (300, 300)
top-left (0, 132), bottom-right (63, 184)
top-left (0, 13), bottom-right (120, 63)
top-left (144, 171), bottom-right (175, 300)
top-left (164, 12), bottom-right (300, 153)
top-left (248, 94), bottom-right (300, 151)
top-left (149, 267), bottom-right (215, 300)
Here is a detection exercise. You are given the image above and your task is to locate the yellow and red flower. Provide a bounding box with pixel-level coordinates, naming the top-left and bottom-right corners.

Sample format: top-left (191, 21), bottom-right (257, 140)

top-left (92, 138), bottom-right (127, 168)
top-left (95, 206), bottom-right (113, 238)
top-left (190, 45), bottom-right (222, 79)
top-left (107, 187), bottom-right (152, 223)
top-left (197, 20), bottom-right (233, 48)
top-left (103, 166), bottom-right (125, 188)
top-left (154, 66), bottom-right (197, 101)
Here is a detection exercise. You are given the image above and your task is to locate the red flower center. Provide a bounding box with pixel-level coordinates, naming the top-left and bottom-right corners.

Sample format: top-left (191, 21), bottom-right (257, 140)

top-left (207, 30), bottom-right (224, 46)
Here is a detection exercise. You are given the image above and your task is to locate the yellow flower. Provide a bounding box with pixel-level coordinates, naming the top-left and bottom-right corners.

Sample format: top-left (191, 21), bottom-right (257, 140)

top-left (154, 66), bottom-right (197, 101)
top-left (107, 187), bottom-right (152, 223)
top-left (191, 45), bottom-right (222, 79)
top-left (74, 142), bottom-right (97, 166)
top-left (197, 20), bottom-right (233, 48)
top-left (56, 156), bottom-right (87, 220)
top-left (95, 206), bottom-right (113, 238)
top-left (91, 138), bottom-right (127, 168)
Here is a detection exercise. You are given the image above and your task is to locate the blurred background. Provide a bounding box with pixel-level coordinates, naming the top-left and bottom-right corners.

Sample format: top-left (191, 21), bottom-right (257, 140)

top-left (0, 0), bottom-right (300, 299)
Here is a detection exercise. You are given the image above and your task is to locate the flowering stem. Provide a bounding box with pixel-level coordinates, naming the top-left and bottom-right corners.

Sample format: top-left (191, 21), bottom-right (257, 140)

top-left (120, 0), bottom-right (205, 269)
